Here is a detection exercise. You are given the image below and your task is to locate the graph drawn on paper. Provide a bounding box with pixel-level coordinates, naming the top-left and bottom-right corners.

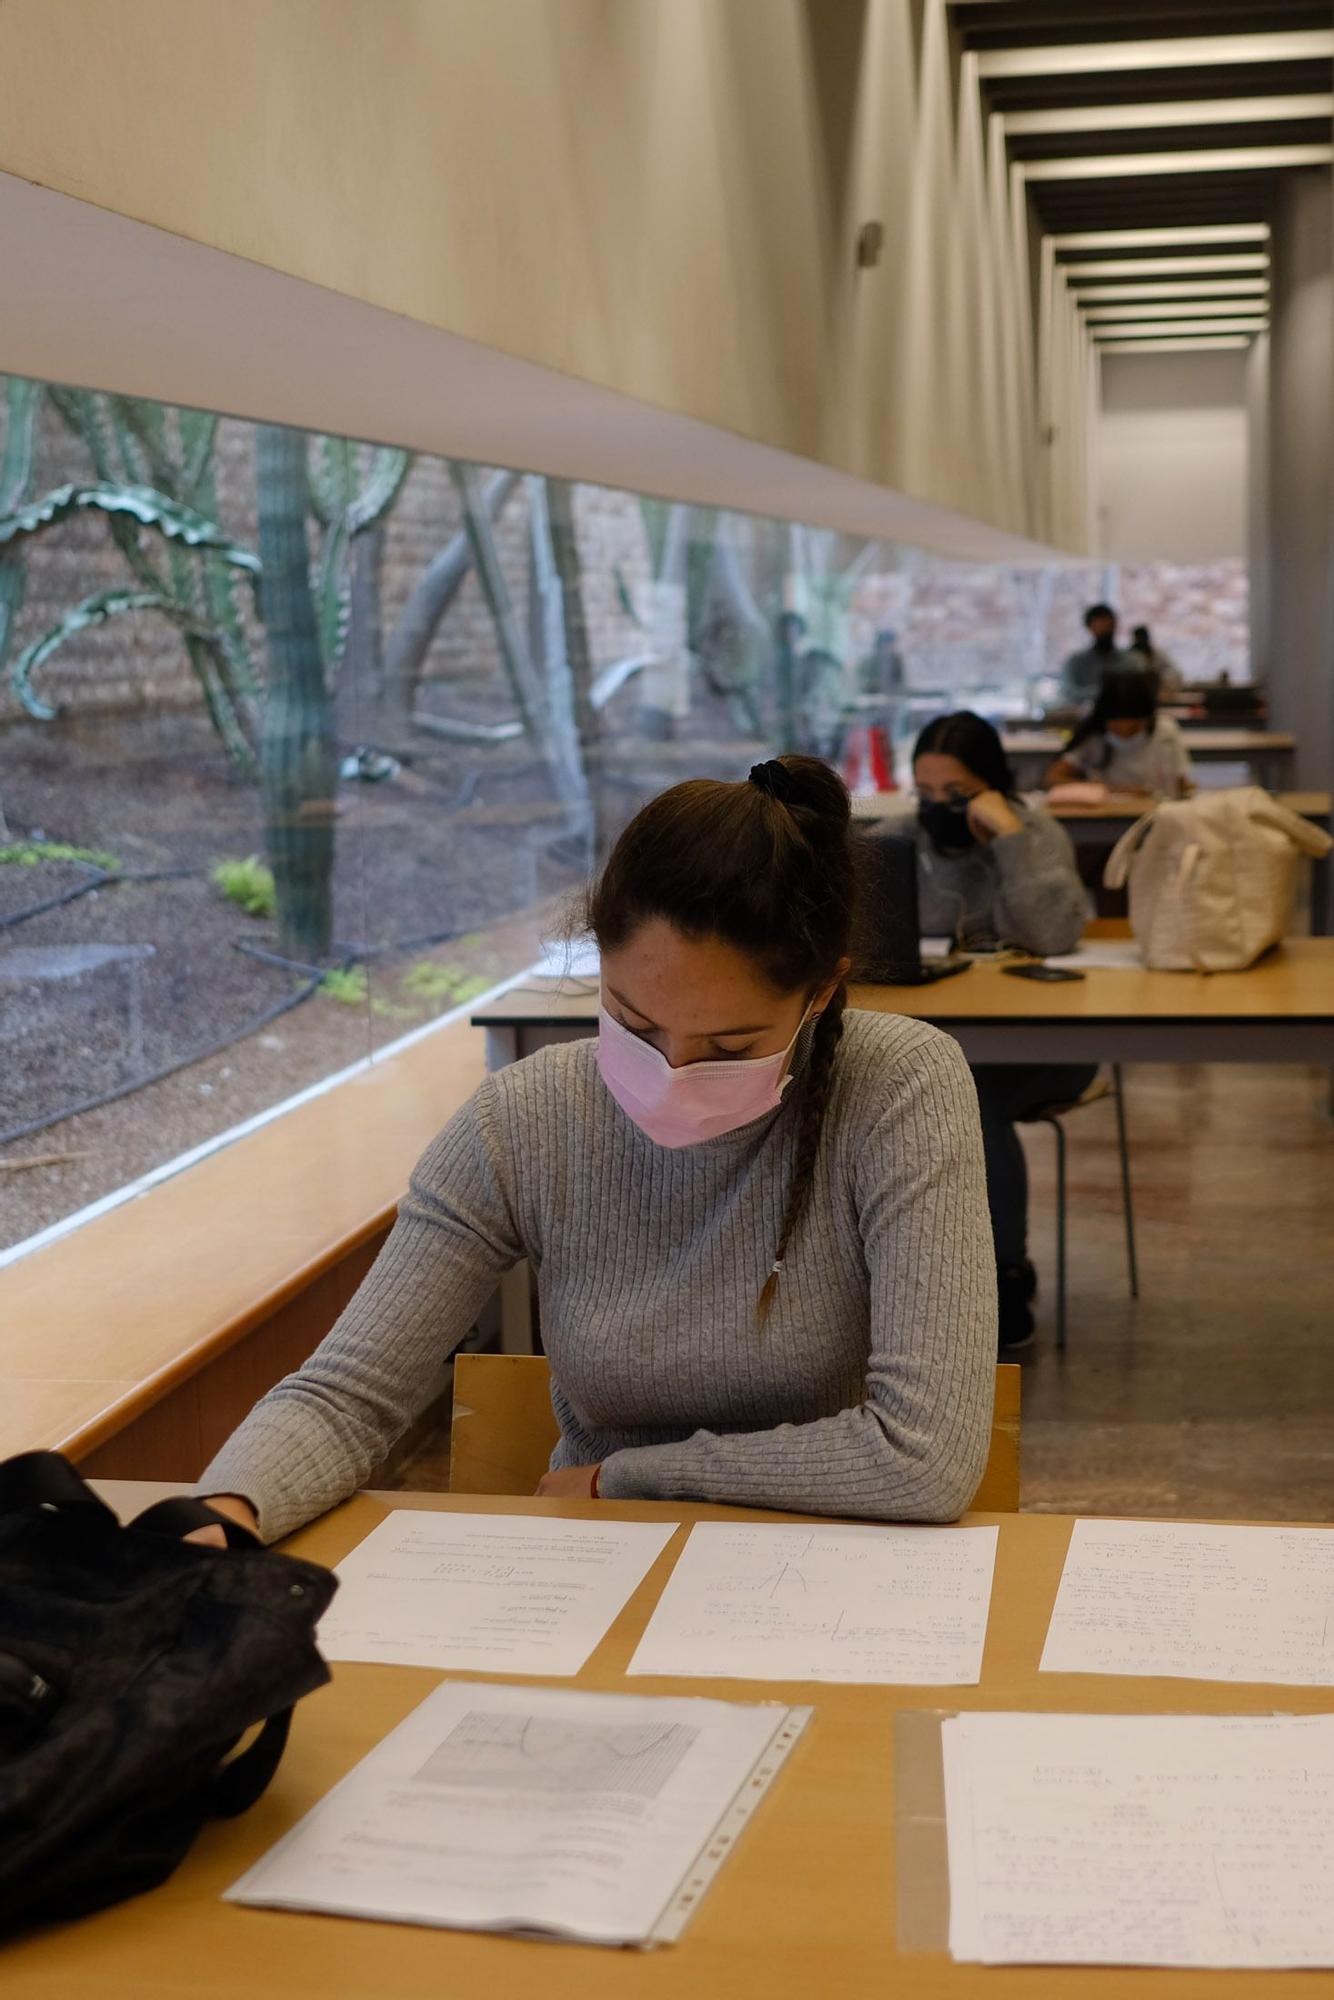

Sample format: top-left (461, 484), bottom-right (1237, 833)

top-left (414, 1711), bottom-right (701, 1798)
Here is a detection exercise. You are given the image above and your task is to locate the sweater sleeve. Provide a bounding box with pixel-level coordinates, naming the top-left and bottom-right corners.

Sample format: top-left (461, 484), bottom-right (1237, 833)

top-left (990, 814), bottom-right (1088, 955)
top-left (597, 1035), bottom-right (996, 1523)
top-left (196, 1079), bottom-right (524, 1541)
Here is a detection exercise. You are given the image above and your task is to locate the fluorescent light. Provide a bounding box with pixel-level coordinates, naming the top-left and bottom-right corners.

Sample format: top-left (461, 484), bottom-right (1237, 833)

top-left (1052, 225), bottom-right (1270, 248)
top-left (1005, 95), bottom-right (1333, 136)
top-left (978, 31), bottom-right (1334, 79)
top-left (1062, 255), bottom-right (1270, 277)
top-left (1091, 316), bottom-right (1268, 336)
top-left (1082, 300), bottom-right (1271, 321)
top-left (1072, 278), bottom-right (1269, 300)
top-left (1098, 336), bottom-right (1252, 352)
top-left (1025, 144), bottom-right (1332, 181)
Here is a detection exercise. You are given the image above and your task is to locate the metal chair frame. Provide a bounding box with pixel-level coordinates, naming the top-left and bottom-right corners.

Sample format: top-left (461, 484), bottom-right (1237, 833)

top-left (1026, 1064), bottom-right (1139, 1352)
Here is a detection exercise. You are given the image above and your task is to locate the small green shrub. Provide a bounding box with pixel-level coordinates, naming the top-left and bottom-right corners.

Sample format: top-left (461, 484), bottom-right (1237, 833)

top-left (320, 966), bottom-right (369, 1006)
top-left (0, 839), bottom-right (122, 871)
top-left (401, 960), bottom-right (492, 1008)
top-left (212, 855), bottom-right (276, 919)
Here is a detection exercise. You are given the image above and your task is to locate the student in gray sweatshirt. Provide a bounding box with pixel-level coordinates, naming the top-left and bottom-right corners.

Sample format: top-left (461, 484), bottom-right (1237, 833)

top-left (878, 713), bottom-right (1094, 1349)
top-left (197, 756), bottom-right (995, 1544)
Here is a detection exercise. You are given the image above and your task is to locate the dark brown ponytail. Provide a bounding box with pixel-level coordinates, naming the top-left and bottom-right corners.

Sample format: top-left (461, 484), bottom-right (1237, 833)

top-left (587, 754), bottom-right (856, 1321)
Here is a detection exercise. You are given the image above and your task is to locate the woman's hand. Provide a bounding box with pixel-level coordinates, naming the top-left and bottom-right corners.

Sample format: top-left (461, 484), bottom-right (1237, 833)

top-left (966, 789), bottom-right (1023, 843)
top-left (535, 1465), bottom-right (601, 1499)
top-left (187, 1492), bottom-right (262, 1547)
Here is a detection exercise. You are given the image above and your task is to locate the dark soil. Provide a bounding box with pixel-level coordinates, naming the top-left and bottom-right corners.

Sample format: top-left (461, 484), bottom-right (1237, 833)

top-left (1, 705), bottom-right (758, 1250)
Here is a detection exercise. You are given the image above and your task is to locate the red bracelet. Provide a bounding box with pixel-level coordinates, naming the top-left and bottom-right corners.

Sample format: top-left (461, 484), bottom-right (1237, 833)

top-left (590, 1465), bottom-right (601, 1499)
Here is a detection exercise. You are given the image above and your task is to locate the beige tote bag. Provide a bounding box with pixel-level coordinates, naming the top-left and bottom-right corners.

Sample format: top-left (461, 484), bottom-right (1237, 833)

top-left (1103, 787), bottom-right (1333, 972)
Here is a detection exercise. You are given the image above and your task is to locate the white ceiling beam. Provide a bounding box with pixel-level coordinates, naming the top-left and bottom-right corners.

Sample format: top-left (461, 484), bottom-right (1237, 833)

top-left (1061, 254), bottom-right (1270, 276)
top-left (1051, 224), bottom-right (1270, 248)
top-left (1091, 315), bottom-right (1268, 336)
top-left (1097, 336), bottom-right (1252, 351)
top-left (1024, 144), bottom-right (1332, 181)
top-left (977, 31), bottom-right (1334, 80)
top-left (1005, 95), bottom-right (1333, 137)
top-left (1081, 299), bottom-right (1271, 321)
top-left (1070, 277), bottom-right (1269, 300)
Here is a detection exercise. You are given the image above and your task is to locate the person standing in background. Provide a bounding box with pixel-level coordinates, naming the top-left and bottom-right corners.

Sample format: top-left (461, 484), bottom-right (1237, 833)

top-left (1057, 603), bottom-right (1137, 708)
top-left (1129, 623), bottom-right (1185, 700)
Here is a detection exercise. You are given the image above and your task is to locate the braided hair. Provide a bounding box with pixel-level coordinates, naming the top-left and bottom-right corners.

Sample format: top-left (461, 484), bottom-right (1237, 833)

top-left (587, 754), bottom-right (855, 1323)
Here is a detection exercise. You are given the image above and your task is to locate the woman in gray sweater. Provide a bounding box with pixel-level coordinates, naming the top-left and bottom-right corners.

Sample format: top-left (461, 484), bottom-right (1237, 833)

top-left (198, 757), bottom-right (995, 1543)
top-left (887, 713), bottom-right (1093, 1349)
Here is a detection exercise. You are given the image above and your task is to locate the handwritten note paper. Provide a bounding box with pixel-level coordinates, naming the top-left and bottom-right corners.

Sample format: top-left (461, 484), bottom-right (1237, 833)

top-left (319, 1511), bottom-right (677, 1676)
top-left (627, 1521), bottom-right (998, 1684)
top-left (943, 1712), bottom-right (1334, 1968)
top-left (1041, 1518), bottom-right (1334, 1684)
top-left (228, 1681), bottom-right (807, 1947)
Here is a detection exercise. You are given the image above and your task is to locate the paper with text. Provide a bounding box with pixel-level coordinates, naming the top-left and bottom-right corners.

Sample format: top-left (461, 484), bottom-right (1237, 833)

top-left (227, 1680), bottom-right (804, 1946)
top-left (627, 1521), bottom-right (998, 1684)
top-left (1041, 1518), bottom-right (1334, 1684)
top-left (318, 1511), bottom-right (677, 1675)
top-left (943, 1711), bottom-right (1334, 1968)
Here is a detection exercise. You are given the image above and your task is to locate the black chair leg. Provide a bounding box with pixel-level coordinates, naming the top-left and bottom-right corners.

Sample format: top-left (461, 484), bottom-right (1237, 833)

top-left (1112, 1064), bottom-right (1139, 1300)
top-left (1053, 1117), bottom-right (1068, 1353)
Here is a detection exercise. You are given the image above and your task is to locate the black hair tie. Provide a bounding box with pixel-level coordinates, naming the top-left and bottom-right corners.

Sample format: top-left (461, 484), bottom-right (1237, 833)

top-left (749, 760), bottom-right (801, 805)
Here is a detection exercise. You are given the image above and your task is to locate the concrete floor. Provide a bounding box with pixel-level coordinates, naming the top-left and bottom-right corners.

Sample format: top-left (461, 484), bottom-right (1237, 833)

top-left (392, 1063), bottom-right (1334, 1523)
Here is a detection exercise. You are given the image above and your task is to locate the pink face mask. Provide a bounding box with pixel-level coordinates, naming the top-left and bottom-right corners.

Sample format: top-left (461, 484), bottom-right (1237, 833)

top-left (596, 1004), bottom-right (808, 1149)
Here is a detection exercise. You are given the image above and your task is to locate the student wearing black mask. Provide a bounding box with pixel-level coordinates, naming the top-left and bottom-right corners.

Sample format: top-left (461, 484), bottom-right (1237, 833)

top-left (879, 713), bottom-right (1092, 1349)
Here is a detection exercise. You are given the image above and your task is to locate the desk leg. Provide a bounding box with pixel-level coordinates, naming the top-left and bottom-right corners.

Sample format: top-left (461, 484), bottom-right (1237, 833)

top-left (485, 1024), bottom-right (519, 1072)
top-left (499, 1261), bottom-right (536, 1354)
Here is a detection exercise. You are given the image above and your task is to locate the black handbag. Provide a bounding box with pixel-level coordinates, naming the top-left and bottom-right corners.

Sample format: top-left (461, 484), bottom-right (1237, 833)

top-left (0, 1450), bottom-right (336, 1936)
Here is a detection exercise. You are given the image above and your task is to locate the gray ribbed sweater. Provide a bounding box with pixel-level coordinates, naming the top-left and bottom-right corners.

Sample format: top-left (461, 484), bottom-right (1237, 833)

top-left (198, 1011), bottom-right (996, 1542)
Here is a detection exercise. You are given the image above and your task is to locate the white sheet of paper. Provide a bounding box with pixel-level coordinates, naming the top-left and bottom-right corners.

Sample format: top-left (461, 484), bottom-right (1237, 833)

top-left (942, 1711), bottom-right (1334, 1968)
top-left (227, 1680), bottom-right (803, 1946)
top-left (627, 1521), bottom-right (998, 1684)
top-left (1043, 938), bottom-right (1144, 969)
top-left (1041, 1518), bottom-right (1334, 1684)
top-left (318, 1511), bottom-right (677, 1675)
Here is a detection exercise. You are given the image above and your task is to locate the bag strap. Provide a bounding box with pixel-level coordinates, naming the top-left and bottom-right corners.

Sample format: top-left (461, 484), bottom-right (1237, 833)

top-left (129, 1494), bottom-right (262, 1551)
top-left (1249, 799), bottom-right (1334, 859)
top-left (0, 1451), bottom-right (116, 1522)
top-left (210, 1711), bottom-right (294, 1818)
top-left (1102, 805), bottom-right (1158, 891)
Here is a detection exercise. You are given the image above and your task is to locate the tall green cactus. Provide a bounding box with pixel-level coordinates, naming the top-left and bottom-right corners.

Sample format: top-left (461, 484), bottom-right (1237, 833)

top-left (256, 425), bottom-right (337, 961)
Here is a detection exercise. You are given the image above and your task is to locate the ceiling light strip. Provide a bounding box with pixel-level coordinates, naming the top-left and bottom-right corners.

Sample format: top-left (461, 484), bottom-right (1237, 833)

top-left (977, 30), bottom-right (1334, 80)
top-left (1071, 278), bottom-right (1269, 300)
top-left (1061, 255), bottom-right (1270, 277)
top-left (1098, 336), bottom-right (1252, 351)
top-left (1024, 144), bottom-right (1332, 181)
top-left (1091, 316), bottom-right (1268, 336)
top-left (1082, 299), bottom-right (1271, 320)
top-left (1052, 225), bottom-right (1270, 248)
top-left (1005, 95), bottom-right (1333, 137)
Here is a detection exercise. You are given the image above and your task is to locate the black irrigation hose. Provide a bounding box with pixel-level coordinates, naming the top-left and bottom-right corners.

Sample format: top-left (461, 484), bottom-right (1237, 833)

top-left (0, 970), bottom-right (325, 1151)
top-left (2, 915), bottom-right (486, 1150)
top-left (0, 866), bottom-right (199, 933)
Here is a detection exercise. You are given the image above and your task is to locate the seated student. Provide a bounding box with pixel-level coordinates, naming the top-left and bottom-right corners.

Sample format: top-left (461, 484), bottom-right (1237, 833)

top-left (197, 757), bottom-right (996, 1543)
top-left (1044, 668), bottom-right (1194, 800)
top-left (1128, 623), bottom-right (1184, 700)
top-left (886, 712), bottom-right (1095, 1350)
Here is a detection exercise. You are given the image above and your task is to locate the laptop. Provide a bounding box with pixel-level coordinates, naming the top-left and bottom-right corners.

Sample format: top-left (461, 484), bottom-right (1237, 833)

top-left (851, 830), bottom-right (971, 987)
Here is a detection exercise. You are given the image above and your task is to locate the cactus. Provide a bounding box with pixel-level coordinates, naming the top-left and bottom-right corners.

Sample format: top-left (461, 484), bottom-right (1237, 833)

top-left (256, 424), bottom-right (337, 961)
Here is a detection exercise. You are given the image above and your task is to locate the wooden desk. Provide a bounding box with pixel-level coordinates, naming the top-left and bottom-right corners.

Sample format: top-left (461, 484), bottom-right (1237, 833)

top-left (474, 944), bottom-right (1334, 1068)
top-left (1002, 728), bottom-right (1296, 790)
top-left (9, 1490), bottom-right (1334, 1999)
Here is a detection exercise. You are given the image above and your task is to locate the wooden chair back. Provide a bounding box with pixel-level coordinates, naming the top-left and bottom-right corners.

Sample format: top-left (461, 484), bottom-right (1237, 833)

top-left (450, 1355), bottom-right (1021, 1512)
